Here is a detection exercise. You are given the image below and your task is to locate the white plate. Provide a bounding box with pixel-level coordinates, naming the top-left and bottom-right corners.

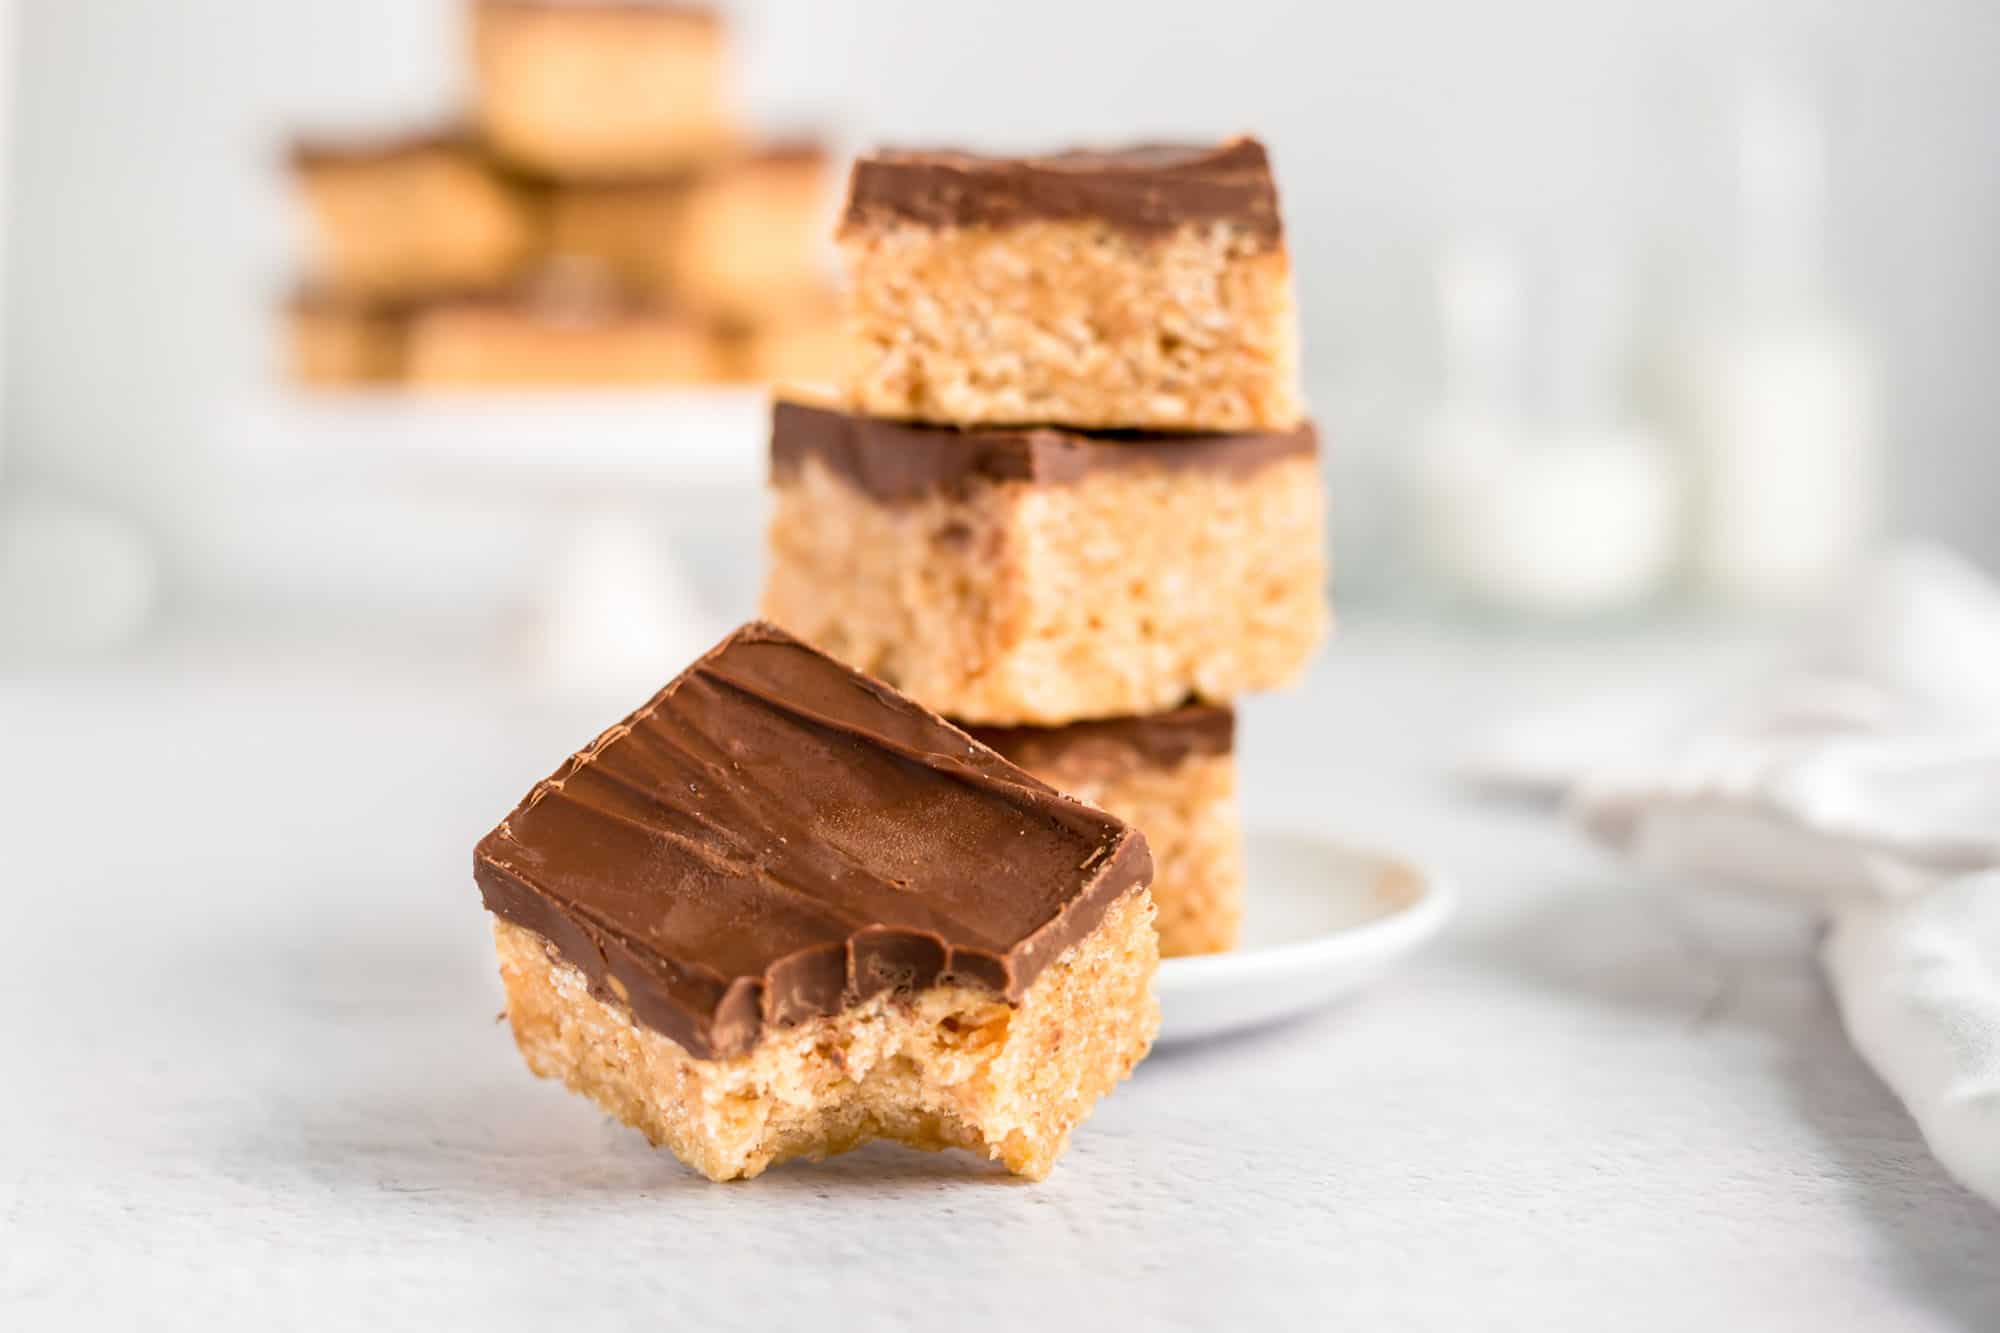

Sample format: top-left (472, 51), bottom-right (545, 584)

top-left (1154, 831), bottom-right (1456, 1047)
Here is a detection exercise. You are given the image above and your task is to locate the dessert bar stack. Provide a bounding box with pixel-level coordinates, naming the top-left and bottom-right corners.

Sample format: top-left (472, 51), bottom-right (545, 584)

top-left (464, 136), bottom-right (1326, 1180)
top-left (285, 0), bottom-right (840, 390)
top-left (762, 138), bottom-right (1328, 956)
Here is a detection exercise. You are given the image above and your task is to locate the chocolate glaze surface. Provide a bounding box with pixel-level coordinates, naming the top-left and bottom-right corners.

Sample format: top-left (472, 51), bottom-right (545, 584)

top-left (473, 622), bottom-right (1152, 1060)
top-left (842, 137), bottom-right (1281, 242)
top-left (771, 399), bottom-right (1318, 503)
top-left (967, 705), bottom-right (1234, 779)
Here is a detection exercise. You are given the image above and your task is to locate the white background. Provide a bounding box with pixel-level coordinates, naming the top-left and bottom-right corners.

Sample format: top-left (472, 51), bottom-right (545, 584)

top-left (5, 0), bottom-right (1998, 622)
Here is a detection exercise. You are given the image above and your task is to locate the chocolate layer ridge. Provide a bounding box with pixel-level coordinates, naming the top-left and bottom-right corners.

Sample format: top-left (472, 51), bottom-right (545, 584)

top-left (474, 622), bottom-right (1152, 1059)
top-left (771, 399), bottom-right (1318, 502)
top-left (407, 259), bottom-right (705, 326)
top-left (288, 127), bottom-right (475, 168)
top-left (409, 289), bottom-right (690, 328)
top-left (287, 283), bottom-right (420, 317)
top-left (966, 704), bottom-right (1234, 778)
top-left (841, 136), bottom-right (1281, 241)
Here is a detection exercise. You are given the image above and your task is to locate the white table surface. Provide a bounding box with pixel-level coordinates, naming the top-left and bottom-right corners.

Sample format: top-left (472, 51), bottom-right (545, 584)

top-left (5, 617), bottom-right (1997, 1331)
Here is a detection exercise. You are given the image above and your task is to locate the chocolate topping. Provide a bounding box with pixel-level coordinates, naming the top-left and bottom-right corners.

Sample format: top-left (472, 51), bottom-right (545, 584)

top-left (473, 622), bottom-right (1152, 1060)
top-left (546, 166), bottom-right (701, 194)
top-left (967, 705), bottom-right (1234, 779)
top-left (543, 138), bottom-right (826, 192)
top-left (771, 399), bottom-right (1318, 503)
top-left (406, 260), bottom-right (705, 328)
top-left (842, 137), bottom-right (1282, 242)
top-left (287, 283), bottom-right (411, 317)
top-left (288, 127), bottom-right (475, 168)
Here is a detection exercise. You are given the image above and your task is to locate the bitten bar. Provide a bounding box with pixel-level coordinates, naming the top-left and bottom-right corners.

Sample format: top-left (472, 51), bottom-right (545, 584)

top-left (838, 137), bottom-right (1301, 432)
top-left (473, 622), bottom-right (1160, 1181)
top-left (761, 400), bottom-right (1328, 725)
top-left (969, 705), bottom-right (1244, 958)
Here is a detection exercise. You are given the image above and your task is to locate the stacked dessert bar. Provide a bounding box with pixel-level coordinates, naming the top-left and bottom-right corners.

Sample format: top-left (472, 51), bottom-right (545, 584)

top-left (763, 138), bottom-right (1327, 956)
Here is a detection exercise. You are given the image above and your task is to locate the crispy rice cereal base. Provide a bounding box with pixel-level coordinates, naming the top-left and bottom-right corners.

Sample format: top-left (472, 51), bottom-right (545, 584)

top-left (839, 218), bottom-right (1300, 432)
top-left (493, 888), bottom-right (1159, 1181)
top-left (762, 455), bottom-right (1326, 726)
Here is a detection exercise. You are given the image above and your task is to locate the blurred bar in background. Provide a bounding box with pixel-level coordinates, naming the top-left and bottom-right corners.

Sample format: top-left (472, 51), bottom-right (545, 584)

top-left (283, 1), bottom-right (842, 394)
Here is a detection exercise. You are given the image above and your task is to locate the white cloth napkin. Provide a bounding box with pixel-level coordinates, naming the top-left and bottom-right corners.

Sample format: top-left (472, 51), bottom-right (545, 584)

top-left (1824, 872), bottom-right (2000, 1206)
top-left (1490, 545), bottom-right (2000, 1206)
